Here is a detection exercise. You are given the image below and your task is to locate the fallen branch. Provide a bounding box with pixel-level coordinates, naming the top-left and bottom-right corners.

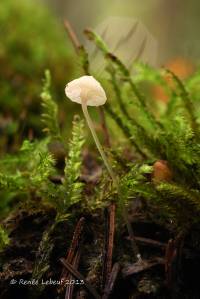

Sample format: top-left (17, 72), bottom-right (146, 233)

top-left (60, 258), bottom-right (101, 299)
top-left (122, 257), bottom-right (164, 278)
top-left (102, 263), bottom-right (120, 299)
top-left (59, 217), bottom-right (85, 296)
top-left (65, 247), bottom-right (82, 299)
top-left (102, 203), bottom-right (115, 288)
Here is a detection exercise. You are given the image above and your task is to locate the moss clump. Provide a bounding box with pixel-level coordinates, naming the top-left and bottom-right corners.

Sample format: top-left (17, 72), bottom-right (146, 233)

top-left (0, 0), bottom-right (75, 145)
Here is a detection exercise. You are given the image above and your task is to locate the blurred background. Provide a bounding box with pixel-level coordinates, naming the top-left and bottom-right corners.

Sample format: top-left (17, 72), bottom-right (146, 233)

top-left (1, 0), bottom-right (200, 153)
top-left (43, 0), bottom-right (200, 64)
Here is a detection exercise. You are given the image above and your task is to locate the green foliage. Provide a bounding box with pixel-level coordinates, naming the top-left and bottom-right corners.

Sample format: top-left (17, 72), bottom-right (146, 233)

top-left (0, 121), bottom-right (85, 218)
top-left (119, 164), bottom-right (153, 206)
top-left (1, 22), bottom-right (200, 284)
top-left (0, 226), bottom-right (9, 251)
top-left (44, 115), bottom-right (85, 212)
top-left (0, 105), bottom-right (85, 282)
top-left (1, 21), bottom-right (200, 272)
top-left (0, 0), bottom-right (75, 154)
top-left (31, 223), bottom-right (55, 284)
top-left (0, 0), bottom-right (73, 112)
top-left (85, 29), bottom-right (161, 132)
top-left (63, 116), bottom-right (85, 206)
top-left (30, 151), bottom-right (55, 187)
top-left (166, 69), bottom-right (198, 134)
top-left (41, 70), bottom-right (61, 140)
top-left (16, 115), bottom-right (85, 284)
top-left (118, 163), bottom-right (200, 226)
top-left (84, 30), bottom-right (200, 226)
top-left (0, 172), bottom-right (25, 191)
top-left (186, 69), bottom-right (200, 103)
top-left (40, 115), bottom-right (85, 211)
top-left (0, 138), bottom-right (55, 207)
top-left (30, 117), bottom-right (85, 283)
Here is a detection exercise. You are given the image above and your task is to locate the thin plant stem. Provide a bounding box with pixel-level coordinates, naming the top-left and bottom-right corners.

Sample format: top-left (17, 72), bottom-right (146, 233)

top-left (82, 101), bottom-right (142, 262)
top-left (64, 20), bottom-right (81, 52)
top-left (81, 101), bottom-right (116, 185)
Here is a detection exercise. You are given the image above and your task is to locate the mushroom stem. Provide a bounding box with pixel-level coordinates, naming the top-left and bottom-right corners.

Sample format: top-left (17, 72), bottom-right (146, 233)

top-left (81, 101), bottom-right (116, 185)
top-left (82, 101), bottom-right (142, 263)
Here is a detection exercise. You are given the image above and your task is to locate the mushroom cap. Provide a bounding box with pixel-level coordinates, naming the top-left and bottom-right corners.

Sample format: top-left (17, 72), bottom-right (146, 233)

top-left (65, 76), bottom-right (107, 106)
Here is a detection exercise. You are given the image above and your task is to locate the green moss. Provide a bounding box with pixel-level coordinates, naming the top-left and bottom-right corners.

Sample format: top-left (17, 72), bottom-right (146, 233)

top-left (0, 0), bottom-right (75, 142)
top-left (1, 23), bottom-right (200, 232)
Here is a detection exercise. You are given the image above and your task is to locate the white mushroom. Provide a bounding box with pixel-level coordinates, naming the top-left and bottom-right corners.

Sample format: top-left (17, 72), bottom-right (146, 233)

top-left (65, 76), bottom-right (116, 183)
top-left (66, 76), bottom-right (143, 263)
top-left (65, 75), bottom-right (107, 106)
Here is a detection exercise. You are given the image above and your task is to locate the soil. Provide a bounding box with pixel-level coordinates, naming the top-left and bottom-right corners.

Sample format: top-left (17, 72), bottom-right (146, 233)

top-left (1, 200), bottom-right (200, 299)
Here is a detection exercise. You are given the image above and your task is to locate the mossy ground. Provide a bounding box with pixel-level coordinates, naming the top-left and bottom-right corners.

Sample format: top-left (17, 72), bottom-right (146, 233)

top-left (1, 1), bottom-right (200, 298)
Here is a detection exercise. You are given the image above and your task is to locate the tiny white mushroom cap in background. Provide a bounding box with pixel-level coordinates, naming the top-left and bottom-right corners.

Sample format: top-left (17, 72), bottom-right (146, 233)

top-left (65, 75), bottom-right (107, 106)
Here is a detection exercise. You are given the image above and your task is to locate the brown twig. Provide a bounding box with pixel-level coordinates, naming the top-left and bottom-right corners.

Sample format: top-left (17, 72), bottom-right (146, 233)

top-left (165, 239), bottom-right (176, 287)
top-left (122, 257), bottom-right (164, 278)
top-left (64, 19), bottom-right (89, 75)
top-left (66, 217), bottom-right (85, 265)
top-left (63, 19), bottom-right (111, 147)
top-left (134, 236), bottom-right (166, 250)
top-left (102, 207), bottom-right (109, 288)
top-left (64, 20), bottom-right (81, 52)
top-left (102, 263), bottom-right (120, 299)
top-left (164, 231), bottom-right (186, 289)
top-left (102, 203), bottom-right (115, 288)
top-left (65, 247), bottom-right (82, 299)
top-left (106, 204), bottom-right (115, 277)
top-left (59, 217), bottom-right (85, 295)
top-left (60, 258), bottom-right (101, 299)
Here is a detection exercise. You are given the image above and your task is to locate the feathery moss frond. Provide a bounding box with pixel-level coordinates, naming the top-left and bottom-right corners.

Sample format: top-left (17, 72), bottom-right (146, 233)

top-left (166, 69), bottom-right (199, 135)
top-left (156, 182), bottom-right (200, 212)
top-left (85, 29), bottom-right (161, 132)
top-left (63, 115), bottom-right (85, 207)
top-left (41, 70), bottom-right (61, 140)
